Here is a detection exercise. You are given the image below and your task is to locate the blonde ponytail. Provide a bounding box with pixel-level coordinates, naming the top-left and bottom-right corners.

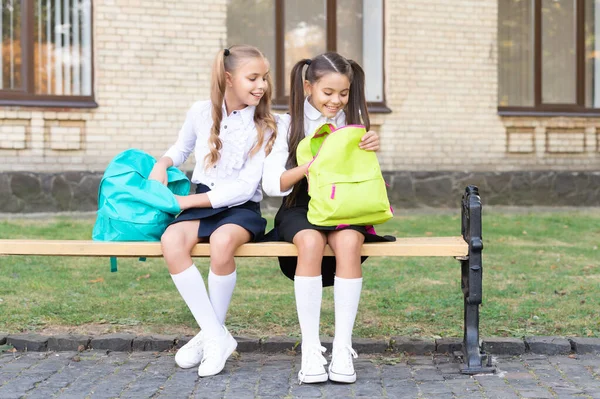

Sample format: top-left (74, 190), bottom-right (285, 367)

top-left (205, 49), bottom-right (227, 168)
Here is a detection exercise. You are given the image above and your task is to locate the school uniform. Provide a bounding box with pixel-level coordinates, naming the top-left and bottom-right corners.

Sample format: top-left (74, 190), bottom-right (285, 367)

top-left (164, 100), bottom-right (269, 241)
top-left (263, 98), bottom-right (395, 287)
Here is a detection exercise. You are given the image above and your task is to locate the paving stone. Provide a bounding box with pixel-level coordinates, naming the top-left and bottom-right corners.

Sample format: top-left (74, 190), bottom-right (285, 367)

top-left (518, 389), bottom-right (554, 398)
top-left (89, 333), bottom-right (134, 352)
top-left (132, 334), bottom-right (176, 352)
top-left (391, 336), bottom-right (435, 354)
top-left (155, 368), bottom-right (197, 398)
top-left (525, 336), bottom-right (571, 355)
top-left (569, 337), bottom-right (600, 354)
top-left (482, 337), bottom-right (526, 355)
top-left (47, 334), bottom-right (90, 351)
top-left (2, 349), bottom-right (599, 398)
top-left (6, 333), bottom-right (48, 351)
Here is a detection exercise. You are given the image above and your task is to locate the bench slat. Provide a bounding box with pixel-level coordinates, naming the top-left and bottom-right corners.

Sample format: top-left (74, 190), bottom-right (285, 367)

top-left (0, 237), bottom-right (468, 257)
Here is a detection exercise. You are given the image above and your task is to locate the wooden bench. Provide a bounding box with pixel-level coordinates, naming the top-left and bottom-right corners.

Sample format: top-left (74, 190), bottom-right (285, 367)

top-left (0, 186), bottom-right (493, 374)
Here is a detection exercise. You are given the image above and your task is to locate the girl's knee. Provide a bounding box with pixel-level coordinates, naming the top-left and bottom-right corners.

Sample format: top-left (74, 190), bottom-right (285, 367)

top-left (161, 225), bottom-right (195, 258)
top-left (331, 231), bottom-right (364, 252)
top-left (294, 230), bottom-right (326, 252)
top-left (209, 232), bottom-right (238, 255)
top-left (208, 233), bottom-right (238, 273)
top-left (161, 226), bottom-right (182, 254)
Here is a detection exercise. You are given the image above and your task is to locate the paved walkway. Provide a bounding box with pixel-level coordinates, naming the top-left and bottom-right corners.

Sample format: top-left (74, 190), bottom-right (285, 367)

top-left (0, 351), bottom-right (599, 399)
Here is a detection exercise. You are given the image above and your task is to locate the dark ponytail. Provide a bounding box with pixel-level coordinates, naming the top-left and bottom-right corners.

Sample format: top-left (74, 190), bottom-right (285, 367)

top-left (283, 59), bottom-right (311, 207)
top-left (346, 59), bottom-right (370, 130)
top-left (286, 59), bottom-right (311, 170)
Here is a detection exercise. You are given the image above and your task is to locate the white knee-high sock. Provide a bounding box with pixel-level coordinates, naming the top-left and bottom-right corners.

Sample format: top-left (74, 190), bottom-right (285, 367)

top-left (294, 275), bottom-right (322, 348)
top-left (333, 276), bottom-right (363, 348)
top-left (208, 269), bottom-right (237, 325)
top-left (170, 264), bottom-right (223, 338)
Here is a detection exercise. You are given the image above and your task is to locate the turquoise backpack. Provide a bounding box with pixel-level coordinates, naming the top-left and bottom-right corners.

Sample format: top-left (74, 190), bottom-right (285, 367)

top-left (92, 148), bottom-right (190, 243)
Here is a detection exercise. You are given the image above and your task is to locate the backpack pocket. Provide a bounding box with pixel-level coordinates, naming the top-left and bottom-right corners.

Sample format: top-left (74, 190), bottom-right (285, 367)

top-left (307, 169), bottom-right (392, 226)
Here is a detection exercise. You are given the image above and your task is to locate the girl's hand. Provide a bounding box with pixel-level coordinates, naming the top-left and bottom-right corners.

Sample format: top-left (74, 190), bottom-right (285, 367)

top-left (148, 164), bottom-right (168, 186)
top-left (174, 194), bottom-right (190, 211)
top-left (359, 130), bottom-right (380, 151)
top-left (302, 162), bottom-right (311, 175)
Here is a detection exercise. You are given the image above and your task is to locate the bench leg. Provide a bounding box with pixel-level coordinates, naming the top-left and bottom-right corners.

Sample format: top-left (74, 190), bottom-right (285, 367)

top-left (458, 186), bottom-right (495, 375)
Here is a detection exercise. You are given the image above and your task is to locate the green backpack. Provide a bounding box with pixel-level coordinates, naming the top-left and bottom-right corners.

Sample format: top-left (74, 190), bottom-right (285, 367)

top-left (92, 148), bottom-right (190, 242)
top-left (296, 123), bottom-right (393, 226)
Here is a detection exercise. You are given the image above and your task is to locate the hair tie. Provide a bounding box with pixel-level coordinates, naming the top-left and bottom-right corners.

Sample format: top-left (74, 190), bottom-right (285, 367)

top-left (305, 59), bottom-right (312, 66)
top-left (224, 48), bottom-right (230, 56)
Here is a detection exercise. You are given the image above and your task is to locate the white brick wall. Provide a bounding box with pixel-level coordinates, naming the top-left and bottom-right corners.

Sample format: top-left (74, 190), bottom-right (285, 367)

top-left (0, 123), bottom-right (27, 149)
top-left (0, 0), bottom-right (225, 172)
top-left (0, 0), bottom-right (598, 172)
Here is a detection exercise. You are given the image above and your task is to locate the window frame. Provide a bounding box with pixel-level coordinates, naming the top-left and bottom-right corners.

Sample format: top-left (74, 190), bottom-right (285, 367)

top-left (272, 0), bottom-right (390, 113)
top-left (0, 0), bottom-right (97, 108)
top-left (497, 0), bottom-right (600, 116)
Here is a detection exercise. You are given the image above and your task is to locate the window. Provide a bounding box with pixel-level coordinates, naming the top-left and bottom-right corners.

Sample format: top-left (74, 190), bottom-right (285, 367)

top-left (498, 0), bottom-right (600, 114)
top-left (226, 0), bottom-right (387, 111)
top-left (0, 0), bottom-right (94, 107)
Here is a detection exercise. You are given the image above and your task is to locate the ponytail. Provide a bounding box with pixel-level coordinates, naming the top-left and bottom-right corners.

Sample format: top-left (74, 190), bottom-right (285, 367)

top-left (346, 59), bottom-right (370, 130)
top-left (206, 49), bottom-right (227, 168)
top-left (286, 59), bottom-right (311, 169)
top-left (253, 67), bottom-right (277, 158)
top-left (284, 59), bottom-right (312, 207)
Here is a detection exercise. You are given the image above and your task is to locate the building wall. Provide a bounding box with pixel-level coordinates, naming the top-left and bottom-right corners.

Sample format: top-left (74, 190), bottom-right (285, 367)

top-left (1, 0), bottom-right (598, 191)
top-left (0, 0), bottom-right (226, 172)
top-left (379, 0), bottom-right (599, 172)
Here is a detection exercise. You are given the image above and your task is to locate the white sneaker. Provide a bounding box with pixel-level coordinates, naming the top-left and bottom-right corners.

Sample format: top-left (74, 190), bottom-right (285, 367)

top-left (197, 326), bottom-right (237, 377)
top-left (328, 345), bottom-right (358, 383)
top-left (298, 345), bottom-right (328, 384)
top-left (174, 330), bottom-right (205, 369)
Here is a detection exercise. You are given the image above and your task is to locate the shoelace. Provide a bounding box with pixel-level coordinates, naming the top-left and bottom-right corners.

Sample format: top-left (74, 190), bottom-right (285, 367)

top-left (200, 336), bottom-right (221, 364)
top-left (185, 333), bottom-right (204, 349)
top-left (333, 346), bottom-right (358, 370)
top-left (298, 345), bottom-right (327, 385)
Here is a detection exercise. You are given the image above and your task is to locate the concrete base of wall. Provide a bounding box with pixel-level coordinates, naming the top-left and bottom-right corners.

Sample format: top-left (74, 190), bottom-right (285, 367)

top-left (1, 170), bottom-right (599, 213)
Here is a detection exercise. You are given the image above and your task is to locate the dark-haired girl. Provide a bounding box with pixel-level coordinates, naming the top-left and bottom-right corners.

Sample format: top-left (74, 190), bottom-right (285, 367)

top-left (263, 52), bottom-right (394, 384)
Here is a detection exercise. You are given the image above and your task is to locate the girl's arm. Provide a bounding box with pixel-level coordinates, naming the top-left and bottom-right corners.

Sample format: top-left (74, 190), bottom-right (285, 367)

top-left (148, 156), bottom-right (173, 185)
top-left (175, 192), bottom-right (211, 210)
top-left (149, 101), bottom-right (206, 187)
top-left (263, 114), bottom-right (295, 197)
top-left (279, 163), bottom-right (309, 192)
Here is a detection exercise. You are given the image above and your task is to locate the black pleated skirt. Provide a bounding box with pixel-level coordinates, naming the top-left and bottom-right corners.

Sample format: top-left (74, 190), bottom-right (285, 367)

top-left (268, 179), bottom-right (395, 286)
top-left (171, 183), bottom-right (266, 242)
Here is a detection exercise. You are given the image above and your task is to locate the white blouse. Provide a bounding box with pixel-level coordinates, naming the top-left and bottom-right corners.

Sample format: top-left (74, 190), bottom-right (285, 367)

top-left (164, 100), bottom-right (271, 208)
top-left (263, 98), bottom-right (346, 197)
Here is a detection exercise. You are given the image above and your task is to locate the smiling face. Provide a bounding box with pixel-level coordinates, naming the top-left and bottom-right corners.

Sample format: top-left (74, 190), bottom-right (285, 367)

top-left (304, 72), bottom-right (350, 118)
top-left (225, 56), bottom-right (270, 112)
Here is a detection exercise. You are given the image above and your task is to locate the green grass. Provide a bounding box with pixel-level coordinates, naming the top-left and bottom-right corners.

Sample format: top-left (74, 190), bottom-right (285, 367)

top-left (0, 210), bottom-right (599, 339)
